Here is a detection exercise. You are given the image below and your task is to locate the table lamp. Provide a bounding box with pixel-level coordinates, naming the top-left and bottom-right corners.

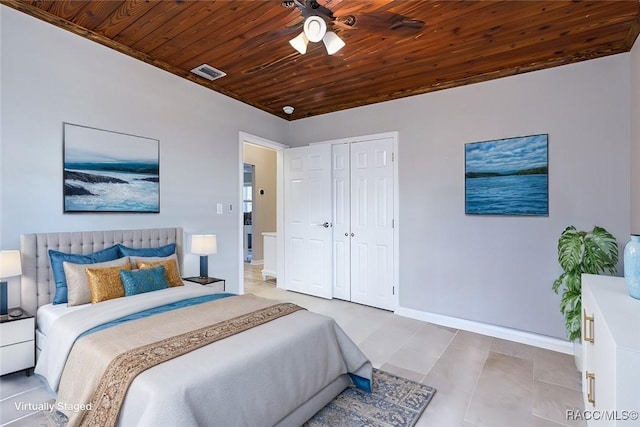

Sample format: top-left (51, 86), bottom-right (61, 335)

top-left (191, 234), bottom-right (217, 278)
top-left (0, 250), bottom-right (22, 316)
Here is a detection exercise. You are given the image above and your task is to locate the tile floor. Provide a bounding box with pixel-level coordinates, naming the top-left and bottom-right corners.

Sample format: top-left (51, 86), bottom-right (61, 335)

top-left (244, 264), bottom-right (585, 427)
top-left (0, 264), bottom-right (585, 426)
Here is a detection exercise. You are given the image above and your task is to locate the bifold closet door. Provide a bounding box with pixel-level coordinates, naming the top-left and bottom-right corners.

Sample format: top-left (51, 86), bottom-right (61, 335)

top-left (283, 144), bottom-right (333, 298)
top-left (333, 138), bottom-right (395, 310)
top-left (332, 143), bottom-right (351, 301)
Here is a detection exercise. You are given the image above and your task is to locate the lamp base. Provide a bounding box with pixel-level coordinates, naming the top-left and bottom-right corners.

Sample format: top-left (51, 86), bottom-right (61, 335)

top-left (0, 281), bottom-right (7, 316)
top-left (199, 255), bottom-right (209, 279)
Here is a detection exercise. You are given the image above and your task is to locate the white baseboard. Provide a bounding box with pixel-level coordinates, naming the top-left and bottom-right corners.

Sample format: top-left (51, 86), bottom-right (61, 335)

top-left (395, 306), bottom-right (573, 355)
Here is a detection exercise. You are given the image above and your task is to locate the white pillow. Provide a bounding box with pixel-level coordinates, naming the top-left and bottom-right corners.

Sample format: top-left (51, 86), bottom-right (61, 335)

top-left (63, 257), bottom-right (130, 306)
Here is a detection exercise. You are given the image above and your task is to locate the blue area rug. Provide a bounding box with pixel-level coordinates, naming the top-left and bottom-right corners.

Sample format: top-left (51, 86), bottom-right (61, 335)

top-left (28, 369), bottom-right (435, 427)
top-left (305, 369), bottom-right (437, 427)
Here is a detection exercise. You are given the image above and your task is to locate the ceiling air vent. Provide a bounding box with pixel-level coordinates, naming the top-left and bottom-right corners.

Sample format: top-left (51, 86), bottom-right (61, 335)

top-left (190, 64), bottom-right (226, 81)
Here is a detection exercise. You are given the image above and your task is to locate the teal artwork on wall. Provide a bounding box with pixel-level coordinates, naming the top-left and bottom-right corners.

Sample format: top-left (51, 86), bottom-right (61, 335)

top-left (63, 123), bottom-right (160, 213)
top-left (465, 134), bottom-right (548, 216)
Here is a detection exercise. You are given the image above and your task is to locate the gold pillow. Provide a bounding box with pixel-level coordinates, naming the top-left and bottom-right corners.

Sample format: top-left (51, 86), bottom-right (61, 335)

top-left (137, 259), bottom-right (183, 287)
top-left (86, 264), bottom-right (131, 304)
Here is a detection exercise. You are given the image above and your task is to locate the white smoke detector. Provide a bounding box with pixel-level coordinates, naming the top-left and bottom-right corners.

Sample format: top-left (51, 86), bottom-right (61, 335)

top-left (283, 106), bottom-right (295, 115)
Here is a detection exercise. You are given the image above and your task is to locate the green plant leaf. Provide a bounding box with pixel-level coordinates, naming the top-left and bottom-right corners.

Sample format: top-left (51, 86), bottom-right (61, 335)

top-left (557, 226), bottom-right (582, 272)
top-left (582, 227), bottom-right (619, 275)
top-left (564, 272), bottom-right (581, 293)
top-left (553, 224), bottom-right (618, 341)
top-left (565, 298), bottom-right (582, 341)
top-left (560, 288), bottom-right (581, 315)
top-left (567, 322), bottom-right (581, 341)
top-left (552, 273), bottom-right (566, 294)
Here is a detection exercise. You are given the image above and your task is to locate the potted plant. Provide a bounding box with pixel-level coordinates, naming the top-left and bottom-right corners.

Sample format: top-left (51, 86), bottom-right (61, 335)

top-left (552, 225), bottom-right (618, 368)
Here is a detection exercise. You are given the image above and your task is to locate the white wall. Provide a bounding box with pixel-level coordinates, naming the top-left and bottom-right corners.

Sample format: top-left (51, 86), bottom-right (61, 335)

top-left (0, 6), bottom-right (288, 304)
top-left (631, 40), bottom-right (640, 234)
top-left (289, 55), bottom-right (631, 339)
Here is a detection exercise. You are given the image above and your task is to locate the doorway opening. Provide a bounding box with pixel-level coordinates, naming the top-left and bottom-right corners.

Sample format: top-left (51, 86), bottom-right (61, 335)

top-left (243, 163), bottom-right (254, 262)
top-left (238, 132), bottom-right (288, 295)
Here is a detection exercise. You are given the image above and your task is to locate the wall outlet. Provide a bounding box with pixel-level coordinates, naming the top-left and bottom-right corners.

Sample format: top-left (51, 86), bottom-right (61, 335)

top-left (216, 203), bottom-right (223, 214)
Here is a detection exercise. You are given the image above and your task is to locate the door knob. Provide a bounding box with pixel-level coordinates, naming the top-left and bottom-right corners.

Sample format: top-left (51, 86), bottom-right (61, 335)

top-left (345, 233), bottom-right (349, 237)
top-left (317, 222), bottom-right (331, 228)
top-left (351, 233), bottom-right (355, 237)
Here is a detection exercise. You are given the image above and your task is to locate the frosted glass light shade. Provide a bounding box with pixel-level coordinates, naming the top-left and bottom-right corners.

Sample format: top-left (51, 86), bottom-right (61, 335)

top-left (289, 32), bottom-right (309, 55)
top-left (303, 16), bottom-right (327, 43)
top-left (191, 235), bottom-right (218, 255)
top-left (323, 31), bottom-right (345, 55)
top-left (0, 250), bottom-right (21, 278)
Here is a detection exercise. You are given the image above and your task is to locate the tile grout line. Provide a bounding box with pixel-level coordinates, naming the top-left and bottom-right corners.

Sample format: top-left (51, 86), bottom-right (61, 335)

top-left (1, 409), bottom-right (42, 427)
top-left (461, 350), bottom-right (489, 425)
top-left (533, 413), bottom-right (571, 427)
top-left (433, 329), bottom-right (459, 362)
top-left (0, 385), bottom-right (47, 403)
top-left (533, 374), bottom-right (583, 394)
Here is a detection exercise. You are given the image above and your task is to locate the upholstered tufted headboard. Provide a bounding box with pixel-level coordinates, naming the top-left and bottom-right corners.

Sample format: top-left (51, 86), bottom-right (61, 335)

top-left (20, 227), bottom-right (184, 316)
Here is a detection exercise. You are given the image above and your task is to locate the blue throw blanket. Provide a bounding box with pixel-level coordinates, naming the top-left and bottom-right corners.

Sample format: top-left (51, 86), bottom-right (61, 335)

top-left (78, 293), bottom-right (235, 339)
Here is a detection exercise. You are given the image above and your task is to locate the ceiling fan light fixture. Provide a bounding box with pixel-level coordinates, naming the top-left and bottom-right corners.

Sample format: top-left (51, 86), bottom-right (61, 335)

top-left (289, 31), bottom-right (309, 55)
top-left (303, 16), bottom-right (327, 43)
top-left (290, 15), bottom-right (345, 56)
top-left (322, 31), bottom-right (345, 55)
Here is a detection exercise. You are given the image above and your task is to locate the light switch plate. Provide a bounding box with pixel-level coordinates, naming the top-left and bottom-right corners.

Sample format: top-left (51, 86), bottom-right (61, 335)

top-left (216, 203), bottom-right (223, 214)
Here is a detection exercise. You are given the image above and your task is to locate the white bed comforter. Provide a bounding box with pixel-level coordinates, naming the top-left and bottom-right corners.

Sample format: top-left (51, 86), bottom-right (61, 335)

top-left (35, 287), bottom-right (372, 427)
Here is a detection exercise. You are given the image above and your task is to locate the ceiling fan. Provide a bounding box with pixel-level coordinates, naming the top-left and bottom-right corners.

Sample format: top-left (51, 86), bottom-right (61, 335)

top-left (281, 0), bottom-right (425, 55)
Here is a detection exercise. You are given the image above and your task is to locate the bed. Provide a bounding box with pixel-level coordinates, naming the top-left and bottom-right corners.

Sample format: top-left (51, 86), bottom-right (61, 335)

top-left (21, 227), bottom-right (372, 427)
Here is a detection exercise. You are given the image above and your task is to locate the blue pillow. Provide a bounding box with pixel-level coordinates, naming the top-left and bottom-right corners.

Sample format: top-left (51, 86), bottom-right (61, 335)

top-left (120, 266), bottom-right (169, 296)
top-left (117, 243), bottom-right (176, 258)
top-left (49, 245), bottom-right (121, 304)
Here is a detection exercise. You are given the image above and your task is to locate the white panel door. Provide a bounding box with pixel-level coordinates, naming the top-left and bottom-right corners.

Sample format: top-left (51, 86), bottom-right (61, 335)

top-left (332, 143), bottom-right (351, 301)
top-left (350, 138), bottom-right (395, 310)
top-left (284, 144), bottom-right (333, 298)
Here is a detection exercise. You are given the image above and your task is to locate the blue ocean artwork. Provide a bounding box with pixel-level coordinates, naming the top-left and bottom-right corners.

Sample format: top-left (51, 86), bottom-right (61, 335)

top-left (63, 124), bottom-right (159, 213)
top-left (465, 134), bottom-right (548, 216)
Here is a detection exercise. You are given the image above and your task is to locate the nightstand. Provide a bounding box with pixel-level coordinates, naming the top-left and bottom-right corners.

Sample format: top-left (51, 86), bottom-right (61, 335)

top-left (183, 276), bottom-right (225, 292)
top-left (0, 307), bottom-right (35, 376)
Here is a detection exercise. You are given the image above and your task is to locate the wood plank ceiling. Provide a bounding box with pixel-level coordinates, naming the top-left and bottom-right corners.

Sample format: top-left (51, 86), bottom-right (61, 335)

top-left (3, 0), bottom-right (639, 120)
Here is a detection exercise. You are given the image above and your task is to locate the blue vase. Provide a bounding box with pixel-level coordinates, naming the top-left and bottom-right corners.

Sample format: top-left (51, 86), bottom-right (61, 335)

top-left (624, 235), bottom-right (640, 299)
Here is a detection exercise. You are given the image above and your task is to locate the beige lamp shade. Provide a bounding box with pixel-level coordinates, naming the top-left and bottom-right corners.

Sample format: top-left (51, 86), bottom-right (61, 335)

top-left (0, 250), bottom-right (22, 278)
top-left (191, 235), bottom-right (218, 255)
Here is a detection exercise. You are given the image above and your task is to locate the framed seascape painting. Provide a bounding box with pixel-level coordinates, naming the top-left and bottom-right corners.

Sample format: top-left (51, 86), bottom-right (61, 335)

top-left (63, 123), bottom-right (160, 213)
top-left (465, 134), bottom-right (548, 216)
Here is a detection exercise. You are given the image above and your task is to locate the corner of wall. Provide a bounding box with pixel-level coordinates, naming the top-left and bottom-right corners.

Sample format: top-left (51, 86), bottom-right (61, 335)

top-left (631, 38), bottom-right (640, 233)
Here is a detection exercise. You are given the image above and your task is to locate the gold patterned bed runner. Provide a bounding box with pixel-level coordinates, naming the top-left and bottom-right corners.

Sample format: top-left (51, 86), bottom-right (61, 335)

top-left (72, 300), bottom-right (304, 427)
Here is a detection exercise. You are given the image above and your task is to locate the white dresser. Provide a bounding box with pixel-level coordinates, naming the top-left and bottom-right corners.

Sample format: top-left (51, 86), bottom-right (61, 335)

top-left (581, 274), bottom-right (640, 426)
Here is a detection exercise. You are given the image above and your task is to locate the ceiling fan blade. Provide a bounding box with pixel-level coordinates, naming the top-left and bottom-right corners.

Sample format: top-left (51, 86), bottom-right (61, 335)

top-left (389, 18), bottom-right (425, 31)
top-left (281, 1), bottom-right (425, 43)
top-left (337, 11), bottom-right (425, 35)
top-left (289, 0), bottom-right (335, 20)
